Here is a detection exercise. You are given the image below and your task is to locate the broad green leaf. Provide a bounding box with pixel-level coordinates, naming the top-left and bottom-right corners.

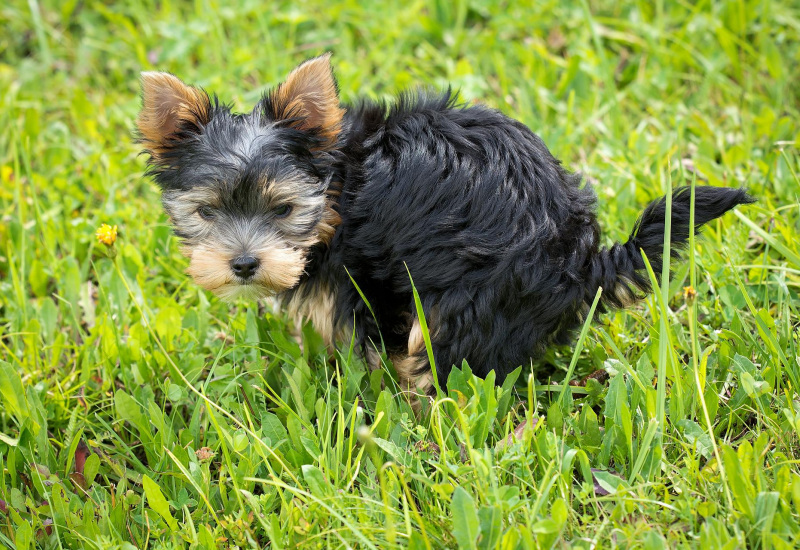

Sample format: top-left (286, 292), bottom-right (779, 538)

top-left (592, 470), bottom-right (627, 496)
top-left (14, 520), bottom-right (32, 550)
top-left (374, 390), bottom-right (393, 439)
top-left (641, 531), bottom-right (667, 550)
top-left (530, 518), bottom-right (560, 534)
top-left (142, 474), bottom-right (178, 530)
top-left (0, 361), bottom-right (28, 418)
top-left (114, 390), bottom-right (145, 433)
top-left (721, 445), bottom-right (755, 520)
top-left (166, 383), bottom-right (183, 402)
top-left (232, 430), bottom-right (249, 452)
top-left (372, 437), bottom-right (411, 467)
top-left (550, 498), bottom-right (568, 526)
top-left (84, 453), bottom-right (100, 487)
top-left (477, 506), bottom-right (502, 550)
top-left (408, 531), bottom-right (427, 550)
top-left (261, 412), bottom-right (289, 447)
top-left (302, 464), bottom-right (333, 498)
top-left (451, 487), bottom-right (479, 550)
top-left (155, 306), bottom-right (182, 345)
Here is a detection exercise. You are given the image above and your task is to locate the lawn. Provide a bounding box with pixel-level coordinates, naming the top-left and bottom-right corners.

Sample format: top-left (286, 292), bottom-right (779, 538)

top-left (1, 0), bottom-right (799, 548)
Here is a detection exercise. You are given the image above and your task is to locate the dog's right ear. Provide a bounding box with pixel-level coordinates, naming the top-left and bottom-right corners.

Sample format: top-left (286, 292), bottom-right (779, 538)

top-left (137, 72), bottom-right (211, 162)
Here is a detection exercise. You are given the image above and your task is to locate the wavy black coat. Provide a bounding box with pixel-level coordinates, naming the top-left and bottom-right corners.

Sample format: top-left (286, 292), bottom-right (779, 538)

top-left (296, 91), bottom-right (754, 389)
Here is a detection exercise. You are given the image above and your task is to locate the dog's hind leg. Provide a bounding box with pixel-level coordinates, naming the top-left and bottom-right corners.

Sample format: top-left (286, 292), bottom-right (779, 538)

top-left (390, 318), bottom-right (436, 412)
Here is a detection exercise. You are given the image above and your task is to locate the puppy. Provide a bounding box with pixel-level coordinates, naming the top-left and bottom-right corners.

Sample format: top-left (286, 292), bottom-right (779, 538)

top-left (137, 53), bottom-right (754, 396)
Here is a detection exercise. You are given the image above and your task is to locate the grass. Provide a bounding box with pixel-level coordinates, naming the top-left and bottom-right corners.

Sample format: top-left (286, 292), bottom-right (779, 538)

top-left (1, 0), bottom-right (799, 547)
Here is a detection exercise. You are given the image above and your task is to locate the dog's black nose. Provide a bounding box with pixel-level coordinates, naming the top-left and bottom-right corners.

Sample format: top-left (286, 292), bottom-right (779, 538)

top-left (230, 256), bottom-right (259, 279)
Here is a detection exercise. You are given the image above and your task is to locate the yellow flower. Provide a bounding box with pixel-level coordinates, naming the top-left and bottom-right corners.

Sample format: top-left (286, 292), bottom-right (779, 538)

top-left (683, 285), bottom-right (697, 304)
top-left (95, 224), bottom-right (118, 246)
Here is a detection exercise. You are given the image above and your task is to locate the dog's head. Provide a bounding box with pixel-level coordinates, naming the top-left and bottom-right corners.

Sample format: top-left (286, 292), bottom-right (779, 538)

top-left (137, 54), bottom-right (343, 301)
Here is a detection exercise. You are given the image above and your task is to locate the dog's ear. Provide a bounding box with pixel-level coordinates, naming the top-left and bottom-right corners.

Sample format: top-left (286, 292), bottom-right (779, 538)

top-left (138, 72), bottom-right (211, 161)
top-left (267, 53), bottom-right (345, 149)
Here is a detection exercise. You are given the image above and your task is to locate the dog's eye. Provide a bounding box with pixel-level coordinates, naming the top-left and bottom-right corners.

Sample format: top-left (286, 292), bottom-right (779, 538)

top-left (273, 204), bottom-right (292, 218)
top-left (197, 206), bottom-right (216, 220)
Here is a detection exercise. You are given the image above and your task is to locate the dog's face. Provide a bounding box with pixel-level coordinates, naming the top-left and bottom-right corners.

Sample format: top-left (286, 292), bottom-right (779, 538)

top-left (137, 55), bottom-right (344, 301)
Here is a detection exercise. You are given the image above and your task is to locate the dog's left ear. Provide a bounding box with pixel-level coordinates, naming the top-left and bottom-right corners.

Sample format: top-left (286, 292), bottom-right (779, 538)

top-left (267, 53), bottom-right (345, 149)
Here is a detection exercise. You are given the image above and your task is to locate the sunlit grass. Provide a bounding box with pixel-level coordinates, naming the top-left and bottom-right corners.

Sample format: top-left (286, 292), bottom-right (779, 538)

top-left (1, 0), bottom-right (799, 548)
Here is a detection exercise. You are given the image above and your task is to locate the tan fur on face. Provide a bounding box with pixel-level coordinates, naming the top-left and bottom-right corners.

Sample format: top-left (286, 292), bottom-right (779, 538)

top-left (138, 72), bottom-right (211, 160)
top-left (165, 178), bottom-right (335, 303)
top-left (185, 244), bottom-right (233, 293)
top-left (270, 53), bottom-right (345, 149)
top-left (252, 244), bottom-right (307, 292)
top-left (186, 239), bottom-right (306, 301)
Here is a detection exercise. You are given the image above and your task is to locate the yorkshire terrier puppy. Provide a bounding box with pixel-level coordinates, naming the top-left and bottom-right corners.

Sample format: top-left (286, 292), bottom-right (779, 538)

top-left (137, 53), bottom-right (754, 396)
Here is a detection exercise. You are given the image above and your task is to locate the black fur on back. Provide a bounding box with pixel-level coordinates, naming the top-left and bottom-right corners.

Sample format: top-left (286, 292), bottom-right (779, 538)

top-left (289, 91), bottom-right (753, 388)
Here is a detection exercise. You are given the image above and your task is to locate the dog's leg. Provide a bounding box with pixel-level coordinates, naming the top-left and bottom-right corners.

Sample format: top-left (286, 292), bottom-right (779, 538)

top-left (391, 318), bottom-right (436, 412)
top-left (365, 345), bottom-right (383, 372)
top-left (393, 354), bottom-right (434, 413)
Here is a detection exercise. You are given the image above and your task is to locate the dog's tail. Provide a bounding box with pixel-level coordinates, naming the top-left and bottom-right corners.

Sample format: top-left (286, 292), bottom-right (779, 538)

top-left (585, 186), bottom-right (755, 310)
